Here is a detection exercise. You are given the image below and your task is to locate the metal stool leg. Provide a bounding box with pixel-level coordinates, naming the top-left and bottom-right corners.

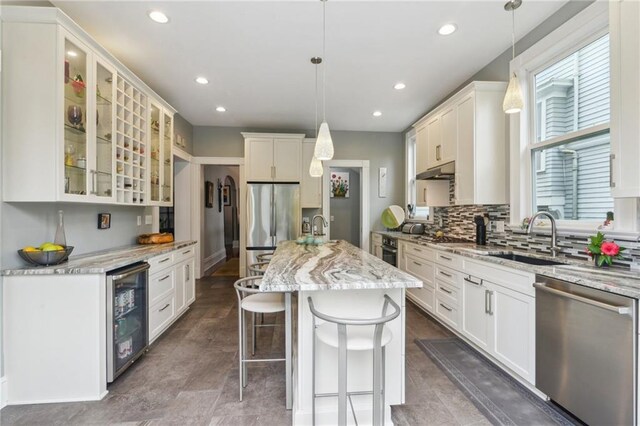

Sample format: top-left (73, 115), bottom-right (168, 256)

top-left (382, 346), bottom-right (386, 425)
top-left (373, 339), bottom-right (382, 426)
top-left (238, 300), bottom-right (243, 401)
top-left (338, 323), bottom-right (348, 426)
top-left (242, 310), bottom-right (248, 388)
top-left (312, 318), bottom-right (317, 426)
top-left (252, 312), bottom-right (256, 356)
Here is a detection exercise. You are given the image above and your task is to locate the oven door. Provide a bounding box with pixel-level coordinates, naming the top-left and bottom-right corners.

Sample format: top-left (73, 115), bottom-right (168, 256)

top-left (381, 245), bottom-right (397, 267)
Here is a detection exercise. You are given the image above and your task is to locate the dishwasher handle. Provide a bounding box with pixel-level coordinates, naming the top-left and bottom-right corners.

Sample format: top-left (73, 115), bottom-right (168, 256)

top-left (108, 263), bottom-right (150, 281)
top-left (533, 282), bottom-right (632, 315)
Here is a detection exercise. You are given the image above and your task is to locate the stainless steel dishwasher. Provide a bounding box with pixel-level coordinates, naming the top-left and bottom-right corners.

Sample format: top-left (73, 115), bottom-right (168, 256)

top-left (535, 275), bottom-right (637, 425)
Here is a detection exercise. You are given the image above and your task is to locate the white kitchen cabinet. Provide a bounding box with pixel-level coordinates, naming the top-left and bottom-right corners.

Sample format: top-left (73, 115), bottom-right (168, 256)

top-left (416, 180), bottom-right (450, 207)
top-left (610, 0), bottom-right (640, 197)
top-left (148, 245), bottom-right (197, 343)
top-left (426, 117), bottom-right (442, 170)
top-left (400, 241), bottom-right (436, 314)
top-left (148, 99), bottom-right (174, 206)
top-left (454, 84), bottom-right (507, 205)
top-left (301, 139), bottom-right (322, 208)
top-left (440, 107), bottom-right (457, 164)
top-left (462, 259), bottom-right (536, 384)
top-left (415, 125), bottom-right (429, 174)
top-left (1, 7), bottom-right (176, 205)
top-left (243, 133), bottom-right (304, 182)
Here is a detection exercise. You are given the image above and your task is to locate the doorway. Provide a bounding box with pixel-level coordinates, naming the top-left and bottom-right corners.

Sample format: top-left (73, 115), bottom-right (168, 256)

top-left (322, 160), bottom-right (370, 250)
top-left (223, 175), bottom-right (239, 260)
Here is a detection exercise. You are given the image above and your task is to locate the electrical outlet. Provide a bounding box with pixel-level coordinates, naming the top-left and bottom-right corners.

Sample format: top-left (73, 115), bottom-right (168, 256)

top-left (330, 215), bottom-right (335, 222)
top-left (496, 220), bottom-right (505, 233)
top-left (137, 216), bottom-right (142, 226)
top-left (303, 216), bottom-right (310, 223)
top-left (145, 215), bottom-right (152, 225)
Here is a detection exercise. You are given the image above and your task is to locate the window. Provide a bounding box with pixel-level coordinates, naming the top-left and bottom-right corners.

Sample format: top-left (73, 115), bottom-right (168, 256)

top-left (530, 34), bottom-right (612, 222)
top-left (406, 134), bottom-right (428, 219)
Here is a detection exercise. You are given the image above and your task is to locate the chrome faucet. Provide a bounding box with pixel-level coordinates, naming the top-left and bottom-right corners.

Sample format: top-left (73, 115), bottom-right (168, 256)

top-left (312, 215), bottom-right (328, 237)
top-left (526, 211), bottom-right (560, 257)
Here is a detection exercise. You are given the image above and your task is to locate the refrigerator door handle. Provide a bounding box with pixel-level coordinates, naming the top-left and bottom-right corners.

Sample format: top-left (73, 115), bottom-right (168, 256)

top-left (270, 185), bottom-right (276, 238)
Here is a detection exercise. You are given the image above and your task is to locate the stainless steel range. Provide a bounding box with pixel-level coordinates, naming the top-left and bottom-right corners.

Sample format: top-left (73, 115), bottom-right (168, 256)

top-left (381, 236), bottom-right (398, 267)
top-left (415, 235), bottom-right (475, 244)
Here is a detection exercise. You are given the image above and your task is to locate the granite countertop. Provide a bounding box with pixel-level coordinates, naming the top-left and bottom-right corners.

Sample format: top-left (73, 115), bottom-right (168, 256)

top-left (372, 230), bottom-right (640, 299)
top-left (2, 241), bottom-right (197, 276)
top-left (260, 240), bottom-right (422, 292)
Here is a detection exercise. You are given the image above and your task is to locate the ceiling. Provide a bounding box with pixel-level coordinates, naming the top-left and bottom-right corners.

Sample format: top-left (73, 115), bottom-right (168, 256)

top-left (52, 1), bottom-right (567, 132)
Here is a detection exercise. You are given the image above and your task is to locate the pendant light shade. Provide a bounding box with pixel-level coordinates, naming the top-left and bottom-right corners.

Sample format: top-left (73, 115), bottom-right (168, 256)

top-left (503, 73), bottom-right (524, 114)
top-left (315, 121), bottom-right (334, 161)
top-left (503, 0), bottom-right (524, 114)
top-left (309, 155), bottom-right (323, 177)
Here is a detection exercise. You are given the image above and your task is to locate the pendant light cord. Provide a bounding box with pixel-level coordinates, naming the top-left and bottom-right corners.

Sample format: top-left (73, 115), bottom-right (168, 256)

top-left (315, 63), bottom-right (319, 138)
top-left (322, 0), bottom-right (327, 122)
top-left (511, 6), bottom-right (515, 60)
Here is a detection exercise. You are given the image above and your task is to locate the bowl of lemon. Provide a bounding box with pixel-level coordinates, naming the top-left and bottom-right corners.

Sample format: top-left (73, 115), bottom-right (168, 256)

top-left (18, 243), bottom-right (74, 266)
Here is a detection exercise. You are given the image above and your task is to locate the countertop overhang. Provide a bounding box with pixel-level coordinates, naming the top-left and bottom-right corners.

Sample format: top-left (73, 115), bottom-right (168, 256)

top-left (2, 240), bottom-right (197, 276)
top-left (260, 240), bottom-right (422, 292)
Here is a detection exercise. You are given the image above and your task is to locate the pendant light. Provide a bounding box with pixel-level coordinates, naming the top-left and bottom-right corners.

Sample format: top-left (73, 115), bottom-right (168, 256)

top-left (314, 0), bottom-right (334, 160)
top-left (309, 57), bottom-right (324, 177)
top-left (503, 0), bottom-right (524, 114)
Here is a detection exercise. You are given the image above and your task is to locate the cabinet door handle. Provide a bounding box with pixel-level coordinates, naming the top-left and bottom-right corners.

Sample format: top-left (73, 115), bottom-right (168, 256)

top-left (183, 250), bottom-right (191, 255)
top-left (440, 287), bottom-right (452, 294)
top-left (186, 264), bottom-right (190, 281)
top-left (436, 145), bottom-right (441, 161)
top-left (414, 248), bottom-right (422, 252)
top-left (610, 154), bottom-right (616, 188)
top-left (439, 271), bottom-right (452, 278)
top-left (464, 276), bottom-right (482, 286)
top-left (271, 166), bottom-right (275, 179)
top-left (413, 261), bottom-right (422, 267)
top-left (439, 303), bottom-right (452, 312)
top-left (159, 257), bottom-right (171, 264)
top-left (423, 188), bottom-right (427, 203)
top-left (159, 303), bottom-right (171, 312)
top-left (159, 274), bottom-right (170, 282)
top-left (92, 170), bottom-right (98, 195)
top-left (485, 289), bottom-right (490, 314)
top-left (440, 255), bottom-right (452, 261)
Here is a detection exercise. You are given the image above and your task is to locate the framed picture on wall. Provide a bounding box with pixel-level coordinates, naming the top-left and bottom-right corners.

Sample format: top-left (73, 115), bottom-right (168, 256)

top-left (223, 185), bottom-right (231, 206)
top-left (205, 181), bottom-right (214, 208)
top-left (98, 213), bottom-right (111, 230)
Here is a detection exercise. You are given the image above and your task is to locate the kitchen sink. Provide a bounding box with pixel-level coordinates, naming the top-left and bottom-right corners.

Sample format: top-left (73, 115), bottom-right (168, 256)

top-left (488, 253), bottom-right (564, 266)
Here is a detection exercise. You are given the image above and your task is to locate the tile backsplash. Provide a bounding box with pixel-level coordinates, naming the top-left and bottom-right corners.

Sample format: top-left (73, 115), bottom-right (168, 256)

top-left (424, 180), bottom-right (640, 268)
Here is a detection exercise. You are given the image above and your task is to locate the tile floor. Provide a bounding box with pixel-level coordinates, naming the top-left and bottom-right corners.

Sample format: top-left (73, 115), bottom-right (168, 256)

top-left (0, 274), bottom-right (489, 425)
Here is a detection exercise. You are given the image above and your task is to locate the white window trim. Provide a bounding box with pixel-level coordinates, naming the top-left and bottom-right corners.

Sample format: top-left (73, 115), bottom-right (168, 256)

top-left (508, 2), bottom-right (637, 233)
top-left (405, 130), bottom-right (430, 221)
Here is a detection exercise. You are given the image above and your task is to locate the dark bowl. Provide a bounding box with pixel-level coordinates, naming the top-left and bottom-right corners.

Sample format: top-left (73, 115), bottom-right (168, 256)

top-left (18, 246), bottom-right (74, 266)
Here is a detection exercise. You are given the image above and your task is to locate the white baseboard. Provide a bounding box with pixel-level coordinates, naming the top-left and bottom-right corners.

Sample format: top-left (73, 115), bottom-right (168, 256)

top-left (203, 249), bottom-right (227, 274)
top-left (0, 376), bottom-right (7, 409)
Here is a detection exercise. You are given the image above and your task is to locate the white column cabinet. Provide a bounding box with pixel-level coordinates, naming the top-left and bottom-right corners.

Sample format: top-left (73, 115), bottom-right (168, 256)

top-left (148, 99), bottom-right (174, 206)
top-left (610, 0), bottom-right (640, 197)
top-left (301, 139), bottom-right (322, 208)
top-left (243, 133), bottom-right (304, 182)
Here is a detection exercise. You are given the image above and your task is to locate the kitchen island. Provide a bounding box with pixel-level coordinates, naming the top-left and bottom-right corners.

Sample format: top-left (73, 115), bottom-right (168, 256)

top-left (260, 240), bottom-right (422, 425)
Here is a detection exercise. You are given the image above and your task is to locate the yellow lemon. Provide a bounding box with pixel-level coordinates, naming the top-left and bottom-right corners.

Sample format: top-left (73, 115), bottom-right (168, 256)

top-left (23, 246), bottom-right (39, 252)
top-left (42, 245), bottom-right (62, 252)
top-left (39, 242), bottom-right (54, 249)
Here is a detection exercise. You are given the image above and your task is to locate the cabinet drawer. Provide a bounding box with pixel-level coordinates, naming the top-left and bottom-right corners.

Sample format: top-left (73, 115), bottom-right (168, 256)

top-left (372, 233), bottom-right (383, 244)
top-left (148, 252), bottom-right (174, 272)
top-left (407, 284), bottom-right (434, 314)
top-left (435, 265), bottom-right (460, 287)
top-left (463, 258), bottom-right (535, 297)
top-left (435, 251), bottom-right (462, 269)
top-left (149, 293), bottom-right (175, 342)
top-left (405, 254), bottom-right (434, 286)
top-left (174, 246), bottom-right (195, 264)
top-left (435, 294), bottom-right (459, 329)
top-left (436, 279), bottom-right (459, 303)
top-left (149, 269), bottom-right (175, 306)
top-left (405, 243), bottom-right (435, 262)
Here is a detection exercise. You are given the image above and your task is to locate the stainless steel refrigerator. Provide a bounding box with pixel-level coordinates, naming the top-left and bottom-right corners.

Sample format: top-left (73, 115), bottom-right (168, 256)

top-left (246, 183), bottom-right (300, 266)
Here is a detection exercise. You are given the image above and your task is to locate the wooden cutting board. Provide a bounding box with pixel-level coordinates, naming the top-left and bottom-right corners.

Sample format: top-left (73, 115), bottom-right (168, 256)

top-left (137, 233), bottom-right (174, 244)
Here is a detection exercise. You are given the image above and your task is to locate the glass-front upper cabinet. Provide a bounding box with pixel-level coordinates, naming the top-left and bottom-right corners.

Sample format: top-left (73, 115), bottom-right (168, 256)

top-left (63, 37), bottom-right (89, 197)
top-left (94, 58), bottom-right (116, 200)
top-left (162, 113), bottom-right (173, 204)
top-left (148, 99), bottom-right (173, 206)
top-left (62, 32), bottom-right (116, 202)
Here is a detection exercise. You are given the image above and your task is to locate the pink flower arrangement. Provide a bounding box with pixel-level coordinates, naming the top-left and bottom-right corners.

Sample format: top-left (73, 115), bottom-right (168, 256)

top-left (586, 232), bottom-right (625, 267)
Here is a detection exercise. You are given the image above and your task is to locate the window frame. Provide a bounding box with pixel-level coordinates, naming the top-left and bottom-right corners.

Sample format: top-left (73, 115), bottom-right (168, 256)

top-left (507, 2), bottom-right (637, 233)
top-left (405, 131), bottom-right (430, 221)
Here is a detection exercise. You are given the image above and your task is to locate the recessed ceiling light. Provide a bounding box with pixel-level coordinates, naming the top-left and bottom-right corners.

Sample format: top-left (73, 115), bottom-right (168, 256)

top-left (195, 77), bottom-right (209, 85)
top-left (438, 23), bottom-right (457, 36)
top-left (216, 106), bottom-right (227, 112)
top-left (373, 111), bottom-right (382, 117)
top-left (148, 11), bottom-right (169, 24)
top-left (66, 50), bottom-right (77, 57)
top-left (394, 82), bottom-right (406, 90)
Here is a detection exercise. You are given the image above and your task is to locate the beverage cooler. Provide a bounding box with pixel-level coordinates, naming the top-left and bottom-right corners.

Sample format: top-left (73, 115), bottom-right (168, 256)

top-left (107, 262), bottom-right (150, 382)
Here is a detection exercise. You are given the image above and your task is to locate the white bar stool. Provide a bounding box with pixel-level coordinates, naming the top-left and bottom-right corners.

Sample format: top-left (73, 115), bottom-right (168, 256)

top-left (248, 261), bottom-right (270, 277)
top-left (307, 295), bottom-right (401, 426)
top-left (247, 260), bottom-right (271, 351)
top-left (234, 276), bottom-right (286, 401)
top-left (257, 252), bottom-right (274, 262)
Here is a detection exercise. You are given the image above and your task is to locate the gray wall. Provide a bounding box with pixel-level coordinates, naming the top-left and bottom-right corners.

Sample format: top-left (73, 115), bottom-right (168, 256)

top-left (329, 167), bottom-right (361, 246)
top-left (194, 127), bottom-right (405, 231)
top-left (174, 113), bottom-right (194, 155)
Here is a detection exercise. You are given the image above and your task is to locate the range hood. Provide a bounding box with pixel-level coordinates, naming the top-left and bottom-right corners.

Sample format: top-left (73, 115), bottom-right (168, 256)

top-left (416, 162), bottom-right (455, 180)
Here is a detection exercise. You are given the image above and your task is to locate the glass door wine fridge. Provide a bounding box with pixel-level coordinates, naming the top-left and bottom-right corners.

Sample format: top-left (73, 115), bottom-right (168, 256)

top-left (107, 262), bottom-right (150, 382)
